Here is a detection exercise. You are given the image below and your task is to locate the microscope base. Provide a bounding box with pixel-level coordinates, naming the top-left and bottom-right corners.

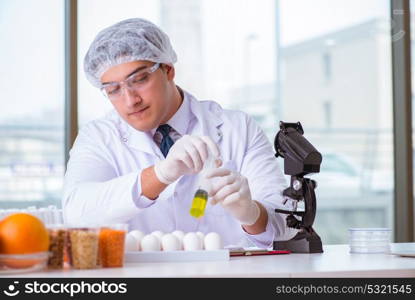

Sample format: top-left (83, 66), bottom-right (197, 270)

top-left (273, 230), bottom-right (323, 253)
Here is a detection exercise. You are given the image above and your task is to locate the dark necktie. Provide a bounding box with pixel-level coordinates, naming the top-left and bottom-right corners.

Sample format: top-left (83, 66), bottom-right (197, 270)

top-left (157, 124), bottom-right (175, 157)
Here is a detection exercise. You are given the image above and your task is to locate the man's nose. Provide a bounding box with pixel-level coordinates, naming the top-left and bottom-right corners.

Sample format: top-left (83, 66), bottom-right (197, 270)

top-left (123, 87), bottom-right (141, 107)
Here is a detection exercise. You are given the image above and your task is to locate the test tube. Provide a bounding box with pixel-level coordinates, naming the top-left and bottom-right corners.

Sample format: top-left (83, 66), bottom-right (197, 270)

top-left (190, 189), bottom-right (209, 218)
top-left (189, 154), bottom-right (217, 218)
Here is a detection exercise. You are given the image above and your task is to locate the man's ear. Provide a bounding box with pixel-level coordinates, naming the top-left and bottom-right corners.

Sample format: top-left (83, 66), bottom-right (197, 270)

top-left (163, 64), bottom-right (175, 81)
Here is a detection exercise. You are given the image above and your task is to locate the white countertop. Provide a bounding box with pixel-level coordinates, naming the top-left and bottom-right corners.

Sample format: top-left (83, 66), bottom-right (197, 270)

top-left (6, 243), bottom-right (415, 278)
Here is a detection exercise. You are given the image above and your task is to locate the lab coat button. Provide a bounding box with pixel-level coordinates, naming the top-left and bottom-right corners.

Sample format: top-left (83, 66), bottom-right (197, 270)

top-left (122, 138), bottom-right (128, 142)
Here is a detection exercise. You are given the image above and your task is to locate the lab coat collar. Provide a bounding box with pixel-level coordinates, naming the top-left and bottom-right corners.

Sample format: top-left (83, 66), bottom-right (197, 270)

top-left (187, 91), bottom-right (224, 144)
top-left (122, 89), bottom-right (224, 156)
top-left (166, 87), bottom-right (191, 136)
top-left (122, 121), bottom-right (162, 158)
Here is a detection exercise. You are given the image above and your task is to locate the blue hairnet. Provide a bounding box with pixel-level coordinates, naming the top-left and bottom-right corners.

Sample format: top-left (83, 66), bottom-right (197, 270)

top-left (84, 18), bottom-right (177, 88)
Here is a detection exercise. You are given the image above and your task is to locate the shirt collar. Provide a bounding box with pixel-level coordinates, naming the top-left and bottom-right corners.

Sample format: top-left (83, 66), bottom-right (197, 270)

top-left (165, 87), bottom-right (192, 136)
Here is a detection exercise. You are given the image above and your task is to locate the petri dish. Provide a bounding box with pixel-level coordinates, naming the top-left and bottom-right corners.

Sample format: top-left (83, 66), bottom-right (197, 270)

top-left (0, 252), bottom-right (50, 274)
top-left (348, 228), bottom-right (391, 254)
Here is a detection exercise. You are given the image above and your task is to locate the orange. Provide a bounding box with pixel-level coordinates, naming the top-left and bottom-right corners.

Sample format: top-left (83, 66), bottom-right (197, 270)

top-left (0, 213), bottom-right (49, 268)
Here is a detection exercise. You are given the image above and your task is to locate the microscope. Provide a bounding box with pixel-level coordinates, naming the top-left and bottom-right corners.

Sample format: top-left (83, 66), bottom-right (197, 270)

top-left (273, 121), bottom-right (323, 253)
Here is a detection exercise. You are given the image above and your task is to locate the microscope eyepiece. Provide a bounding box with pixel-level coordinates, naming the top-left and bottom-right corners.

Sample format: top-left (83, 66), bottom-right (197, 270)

top-left (274, 121), bottom-right (322, 176)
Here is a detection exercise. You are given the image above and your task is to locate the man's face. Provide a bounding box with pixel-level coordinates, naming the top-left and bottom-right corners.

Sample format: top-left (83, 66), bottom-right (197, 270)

top-left (100, 60), bottom-right (175, 132)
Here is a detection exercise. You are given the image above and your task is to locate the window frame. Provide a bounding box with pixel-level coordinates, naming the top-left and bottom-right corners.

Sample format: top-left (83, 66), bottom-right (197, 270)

top-left (390, 0), bottom-right (414, 242)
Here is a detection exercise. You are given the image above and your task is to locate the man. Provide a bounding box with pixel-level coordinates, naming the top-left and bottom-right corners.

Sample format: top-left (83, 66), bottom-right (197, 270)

top-left (63, 18), bottom-right (298, 248)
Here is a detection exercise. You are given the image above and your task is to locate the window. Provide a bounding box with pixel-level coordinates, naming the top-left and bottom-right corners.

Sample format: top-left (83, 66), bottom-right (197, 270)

top-left (322, 100), bottom-right (332, 129)
top-left (322, 51), bottom-right (332, 83)
top-left (2, 0), bottom-right (409, 243)
top-left (0, 0), bottom-right (65, 209)
top-left (279, 0), bottom-right (394, 243)
top-left (76, 0), bottom-right (395, 244)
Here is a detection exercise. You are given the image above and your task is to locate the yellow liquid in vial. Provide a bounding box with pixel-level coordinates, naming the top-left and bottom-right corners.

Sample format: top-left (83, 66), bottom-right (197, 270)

top-left (189, 189), bottom-right (208, 218)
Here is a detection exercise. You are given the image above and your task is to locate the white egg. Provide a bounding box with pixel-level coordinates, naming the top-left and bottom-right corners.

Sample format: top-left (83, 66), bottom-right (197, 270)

top-left (128, 230), bottom-right (145, 251)
top-left (151, 230), bottom-right (164, 242)
top-left (204, 232), bottom-right (222, 250)
top-left (161, 234), bottom-right (181, 251)
top-left (196, 231), bottom-right (205, 249)
top-left (172, 230), bottom-right (185, 240)
top-left (124, 234), bottom-right (138, 252)
top-left (141, 234), bottom-right (161, 251)
top-left (172, 230), bottom-right (185, 249)
top-left (183, 232), bottom-right (202, 251)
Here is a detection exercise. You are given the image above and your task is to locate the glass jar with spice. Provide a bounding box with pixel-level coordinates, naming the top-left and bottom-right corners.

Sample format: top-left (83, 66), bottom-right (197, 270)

top-left (46, 224), bottom-right (66, 269)
top-left (67, 227), bottom-right (100, 269)
top-left (98, 224), bottom-right (128, 268)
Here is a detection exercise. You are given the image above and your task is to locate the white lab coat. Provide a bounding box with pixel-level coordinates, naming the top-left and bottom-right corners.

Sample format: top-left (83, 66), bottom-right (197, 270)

top-left (62, 90), bottom-right (298, 248)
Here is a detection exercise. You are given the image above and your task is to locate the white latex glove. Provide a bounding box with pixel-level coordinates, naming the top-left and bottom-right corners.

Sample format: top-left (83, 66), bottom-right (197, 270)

top-left (154, 135), bottom-right (220, 184)
top-left (204, 168), bottom-right (260, 226)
